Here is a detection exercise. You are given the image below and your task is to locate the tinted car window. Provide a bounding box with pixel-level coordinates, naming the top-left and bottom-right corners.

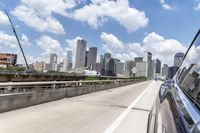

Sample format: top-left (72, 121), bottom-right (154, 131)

top-left (177, 31), bottom-right (200, 108)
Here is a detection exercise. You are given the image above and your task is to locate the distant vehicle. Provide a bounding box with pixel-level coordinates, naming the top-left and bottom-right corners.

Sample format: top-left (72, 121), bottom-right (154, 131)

top-left (83, 70), bottom-right (100, 76)
top-left (148, 29), bottom-right (200, 133)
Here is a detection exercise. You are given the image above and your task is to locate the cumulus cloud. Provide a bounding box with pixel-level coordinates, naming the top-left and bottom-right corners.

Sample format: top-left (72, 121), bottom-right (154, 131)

top-left (36, 35), bottom-right (66, 62)
top-left (194, 3), bottom-right (200, 10)
top-left (11, 0), bottom-right (148, 34)
top-left (11, 4), bottom-right (65, 35)
top-left (101, 32), bottom-right (124, 53)
top-left (100, 32), bottom-right (186, 66)
top-left (0, 10), bottom-right (8, 26)
top-left (159, 0), bottom-right (172, 10)
top-left (0, 31), bottom-right (33, 64)
top-left (69, 0), bottom-right (148, 33)
top-left (0, 31), bottom-right (31, 49)
top-left (142, 32), bottom-right (186, 65)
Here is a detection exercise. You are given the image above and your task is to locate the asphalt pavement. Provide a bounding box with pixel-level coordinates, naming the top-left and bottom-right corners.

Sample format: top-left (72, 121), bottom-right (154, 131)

top-left (0, 80), bottom-right (162, 133)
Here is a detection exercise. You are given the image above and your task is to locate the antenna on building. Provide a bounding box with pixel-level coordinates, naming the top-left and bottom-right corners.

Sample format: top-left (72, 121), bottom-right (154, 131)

top-left (5, 10), bottom-right (29, 70)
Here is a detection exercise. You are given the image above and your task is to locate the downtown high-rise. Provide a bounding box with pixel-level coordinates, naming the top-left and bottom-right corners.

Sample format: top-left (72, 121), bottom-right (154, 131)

top-left (75, 39), bottom-right (87, 68)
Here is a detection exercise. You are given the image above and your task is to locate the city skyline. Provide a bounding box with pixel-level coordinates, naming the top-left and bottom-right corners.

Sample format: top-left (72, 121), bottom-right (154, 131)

top-left (0, 0), bottom-right (200, 66)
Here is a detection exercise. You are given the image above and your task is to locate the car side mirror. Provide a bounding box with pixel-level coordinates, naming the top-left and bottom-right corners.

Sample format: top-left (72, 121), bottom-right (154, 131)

top-left (159, 83), bottom-right (169, 102)
top-left (191, 121), bottom-right (200, 133)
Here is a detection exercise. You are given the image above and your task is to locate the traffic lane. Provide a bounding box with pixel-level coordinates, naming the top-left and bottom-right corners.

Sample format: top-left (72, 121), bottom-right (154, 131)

top-left (113, 81), bottom-right (162, 133)
top-left (0, 80), bottom-right (155, 133)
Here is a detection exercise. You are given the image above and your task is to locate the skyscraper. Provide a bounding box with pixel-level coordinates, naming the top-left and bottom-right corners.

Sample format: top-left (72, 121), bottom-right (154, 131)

top-left (124, 60), bottom-right (134, 77)
top-left (155, 59), bottom-right (161, 74)
top-left (62, 56), bottom-right (68, 72)
top-left (85, 51), bottom-right (89, 67)
top-left (75, 39), bottom-right (87, 68)
top-left (143, 51), bottom-right (152, 78)
top-left (104, 53), bottom-right (111, 59)
top-left (162, 64), bottom-right (168, 79)
top-left (174, 52), bottom-right (184, 67)
top-left (49, 53), bottom-right (57, 71)
top-left (34, 61), bottom-right (45, 72)
top-left (87, 47), bottom-right (97, 69)
top-left (67, 50), bottom-right (72, 69)
top-left (49, 53), bottom-right (57, 64)
top-left (116, 62), bottom-right (124, 74)
top-left (101, 53), bottom-right (117, 76)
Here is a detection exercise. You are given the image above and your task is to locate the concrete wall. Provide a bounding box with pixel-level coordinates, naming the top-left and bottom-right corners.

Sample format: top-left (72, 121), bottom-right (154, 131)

top-left (0, 80), bottom-right (144, 113)
top-left (0, 88), bottom-right (66, 113)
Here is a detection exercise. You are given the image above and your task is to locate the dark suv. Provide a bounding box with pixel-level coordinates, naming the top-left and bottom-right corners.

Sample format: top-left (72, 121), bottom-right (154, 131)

top-left (148, 29), bottom-right (200, 133)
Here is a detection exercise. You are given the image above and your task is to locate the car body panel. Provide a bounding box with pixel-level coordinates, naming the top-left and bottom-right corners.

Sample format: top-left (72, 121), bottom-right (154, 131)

top-left (148, 29), bottom-right (200, 133)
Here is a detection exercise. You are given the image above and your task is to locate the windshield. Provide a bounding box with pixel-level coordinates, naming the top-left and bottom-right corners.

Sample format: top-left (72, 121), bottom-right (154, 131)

top-left (177, 30), bottom-right (200, 109)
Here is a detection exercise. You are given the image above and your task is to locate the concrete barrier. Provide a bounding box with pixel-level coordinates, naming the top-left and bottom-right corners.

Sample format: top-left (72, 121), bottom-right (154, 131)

top-left (0, 88), bottom-right (66, 113)
top-left (0, 80), bottom-right (146, 113)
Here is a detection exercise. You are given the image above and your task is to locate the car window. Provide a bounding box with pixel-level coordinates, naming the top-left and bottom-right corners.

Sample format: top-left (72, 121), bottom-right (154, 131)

top-left (177, 31), bottom-right (200, 108)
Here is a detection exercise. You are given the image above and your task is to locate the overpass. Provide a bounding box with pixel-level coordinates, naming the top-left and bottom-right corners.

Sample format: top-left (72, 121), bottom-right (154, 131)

top-left (0, 70), bottom-right (131, 82)
top-left (0, 80), bottom-right (162, 133)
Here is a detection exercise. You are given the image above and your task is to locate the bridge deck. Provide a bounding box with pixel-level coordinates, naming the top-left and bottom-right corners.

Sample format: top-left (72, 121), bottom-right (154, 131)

top-left (0, 80), bottom-right (162, 133)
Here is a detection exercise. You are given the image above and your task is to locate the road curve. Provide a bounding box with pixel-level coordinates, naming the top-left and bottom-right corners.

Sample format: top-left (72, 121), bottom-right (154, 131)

top-left (0, 80), bottom-right (162, 133)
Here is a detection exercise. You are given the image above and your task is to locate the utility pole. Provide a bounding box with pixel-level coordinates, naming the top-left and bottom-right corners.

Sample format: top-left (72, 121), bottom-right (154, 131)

top-left (5, 10), bottom-right (29, 70)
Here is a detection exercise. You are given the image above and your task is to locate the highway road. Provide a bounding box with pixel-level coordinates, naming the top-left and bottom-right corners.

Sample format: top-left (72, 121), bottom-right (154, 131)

top-left (0, 80), bottom-right (162, 133)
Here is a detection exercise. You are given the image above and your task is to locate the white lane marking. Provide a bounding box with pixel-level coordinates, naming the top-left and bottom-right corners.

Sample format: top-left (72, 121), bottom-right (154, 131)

top-left (103, 81), bottom-right (155, 133)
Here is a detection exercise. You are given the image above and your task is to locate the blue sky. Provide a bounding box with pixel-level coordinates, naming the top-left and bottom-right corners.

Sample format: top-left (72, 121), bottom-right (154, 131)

top-left (0, 0), bottom-right (200, 66)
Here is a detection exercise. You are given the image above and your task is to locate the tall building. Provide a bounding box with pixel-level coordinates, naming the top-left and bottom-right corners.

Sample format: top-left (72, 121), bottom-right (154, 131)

top-left (135, 62), bottom-right (147, 77)
top-left (94, 63), bottom-right (101, 73)
top-left (168, 66), bottom-right (179, 79)
top-left (116, 62), bottom-right (124, 74)
top-left (107, 58), bottom-right (117, 76)
top-left (48, 53), bottom-right (57, 71)
top-left (155, 59), bottom-right (161, 75)
top-left (34, 61), bottom-right (45, 72)
top-left (49, 53), bottom-right (57, 64)
top-left (174, 52), bottom-right (184, 67)
top-left (61, 56), bottom-right (68, 72)
top-left (75, 39), bottom-right (87, 68)
top-left (101, 53), bottom-right (111, 75)
top-left (162, 64), bottom-right (168, 79)
top-left (67, 50), bottom-right (72, 69)
top-left (134, 57), bottom-right (143, 62)
top-left (104, 53), bottom-right (111, 59)
top-left (143, 51), bottom-right (152, 78)
top-left (151, 60), bottom-right (156, 79)
top-left (100, 55), bottom-right (104, 71)
top-left (124, 60), bottom-right (134, 77)
top-left (85, 51), bottom-right (89, 67)
top-left (101, 53), bottom-right (117, 76)
top-left (86, 47), bottom-right (97, 69)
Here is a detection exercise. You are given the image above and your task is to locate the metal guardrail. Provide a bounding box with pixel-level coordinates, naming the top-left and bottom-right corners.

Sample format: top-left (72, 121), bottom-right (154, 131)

top-left (0, 79), bottom-right (139, 94)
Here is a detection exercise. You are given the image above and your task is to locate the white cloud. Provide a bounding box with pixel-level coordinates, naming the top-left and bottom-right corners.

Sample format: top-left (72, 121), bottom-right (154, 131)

top-left (0, 31), bottom-right (33, 64)
top-left (0, 10), bottom-right (8, 26)
top-left (11, 4), bottom-right (65, 35)
top-left (100, 32), bottom-right (186, 66)
top-left (142, 32), bottom-right (186, 65)
top-left (21, 34), bottom-right (32, 47)
top-left (36, 36), bottom-right (65, 62)
top-left (100, 32), bottom-right (124, 53)
top-left (159, 0), bottom-right (172, 10)
top-left (194, 3), bottom-right (200, 10)
top-left (11, 0), bottom-right (148, 33)
top-left (100, 32), bottom-right (139, 62)
top-left (11, 0), bottom-right (88, 34)
top-left (68, 0), bottom-right (149, 33)
top-left (0, 31), bottom-right (31, 49)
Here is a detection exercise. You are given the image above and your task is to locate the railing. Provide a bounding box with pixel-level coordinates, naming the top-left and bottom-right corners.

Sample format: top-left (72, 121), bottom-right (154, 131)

top-left (0, 79), bottom-right (139, 94)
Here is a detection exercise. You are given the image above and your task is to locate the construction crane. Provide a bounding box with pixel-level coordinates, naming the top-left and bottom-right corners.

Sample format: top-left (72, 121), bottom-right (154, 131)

top-left (5, 10), bottom-right (29, 70)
